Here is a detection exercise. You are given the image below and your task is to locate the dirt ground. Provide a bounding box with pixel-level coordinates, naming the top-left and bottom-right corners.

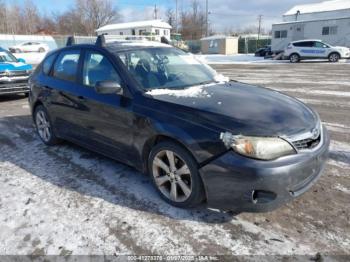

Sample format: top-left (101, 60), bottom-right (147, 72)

top-left (0, 62), bottom-right (349, 258)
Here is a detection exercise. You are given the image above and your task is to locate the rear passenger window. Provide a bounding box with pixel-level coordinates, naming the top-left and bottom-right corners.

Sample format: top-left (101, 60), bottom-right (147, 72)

top-left (53, 50), bottom-right (80, 82)
top-left (293, 41), bottom-right (313, 47)
top-left (82, 51), bottom-right (120, 87)
top-left (42, 54), bottom-right (57, 75)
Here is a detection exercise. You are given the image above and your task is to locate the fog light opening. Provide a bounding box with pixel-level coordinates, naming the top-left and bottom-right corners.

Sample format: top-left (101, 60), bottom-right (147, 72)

top-left (251, 190), bottom-right (277, 204)
top-left (251, 190), bottom-right (258, 204)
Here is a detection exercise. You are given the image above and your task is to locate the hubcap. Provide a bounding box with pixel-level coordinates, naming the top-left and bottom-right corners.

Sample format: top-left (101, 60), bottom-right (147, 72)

top-left (152, 150), bottom-right (192, 203)
top-left (330, 54), bottom-right (338, 62)
top-left (291, 55), bottom-right (298, 62)
top-left (36, 110), bottom-right (51, 142)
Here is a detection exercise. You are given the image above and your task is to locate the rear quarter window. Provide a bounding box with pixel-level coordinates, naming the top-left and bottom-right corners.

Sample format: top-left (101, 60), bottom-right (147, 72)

top-left (42, 54), bottom-right (57, 75)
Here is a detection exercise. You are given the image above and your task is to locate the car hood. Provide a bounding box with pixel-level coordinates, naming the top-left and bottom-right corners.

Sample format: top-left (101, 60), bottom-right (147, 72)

top-left (146, 82), bottom-right (318, 137)
top-left (0, 62), bottom-right (32, 71)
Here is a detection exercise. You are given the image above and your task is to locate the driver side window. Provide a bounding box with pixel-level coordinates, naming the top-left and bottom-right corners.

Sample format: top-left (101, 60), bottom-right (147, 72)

top-left (82, 51), bottom-right (121, 87)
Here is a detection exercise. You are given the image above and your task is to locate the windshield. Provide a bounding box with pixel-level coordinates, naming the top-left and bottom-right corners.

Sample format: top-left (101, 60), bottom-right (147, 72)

top-left (117, 47), bottom-right (217, 90)
top-left (0, 50), bottom-right (18, 63)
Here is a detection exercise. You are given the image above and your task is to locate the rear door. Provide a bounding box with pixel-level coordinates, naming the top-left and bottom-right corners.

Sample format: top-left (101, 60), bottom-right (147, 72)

top-left (294, 41), bottom-right (315, 58)
top-left (46, 48), bottom-right (85, 139)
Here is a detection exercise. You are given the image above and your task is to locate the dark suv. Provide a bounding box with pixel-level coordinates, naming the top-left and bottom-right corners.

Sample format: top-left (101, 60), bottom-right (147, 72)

top-left (29, 36), bottom-right (330, 212)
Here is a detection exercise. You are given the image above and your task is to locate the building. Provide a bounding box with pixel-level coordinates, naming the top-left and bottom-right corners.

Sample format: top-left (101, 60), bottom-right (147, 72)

top-left (271, 0), bottom-right (350, 52)
top-left (200, 35), bottom-right (238, 55)
top-left (96, 20), bottom-right (172, 41)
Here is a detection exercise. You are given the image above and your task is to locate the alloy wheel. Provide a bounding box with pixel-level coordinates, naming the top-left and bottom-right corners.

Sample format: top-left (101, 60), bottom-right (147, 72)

top-left (152, 150), bottom-right (192, 203)
top-left (36, 110), bottom-right (51, 142)
top-left (329, 54), bottom-right (339, 62)
top-left (290, 54), bottom-right (299, 63)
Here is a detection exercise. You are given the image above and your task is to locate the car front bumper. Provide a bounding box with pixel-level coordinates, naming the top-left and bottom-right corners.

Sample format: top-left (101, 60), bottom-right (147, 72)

top-left (0, 80), bottom-right (29, 95)
top-left (199, 125), bottom-right (330, 213)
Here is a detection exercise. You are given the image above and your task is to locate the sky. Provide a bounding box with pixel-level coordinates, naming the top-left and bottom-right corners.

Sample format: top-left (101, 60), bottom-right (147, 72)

top-left (7, 0), bottom-right (324, 32)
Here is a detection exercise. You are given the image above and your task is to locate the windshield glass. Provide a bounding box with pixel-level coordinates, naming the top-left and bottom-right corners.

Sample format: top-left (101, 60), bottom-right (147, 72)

top-left (117, 47), bottom-right (217, 90)
top-left (0, 50), bottom-right (18, 63)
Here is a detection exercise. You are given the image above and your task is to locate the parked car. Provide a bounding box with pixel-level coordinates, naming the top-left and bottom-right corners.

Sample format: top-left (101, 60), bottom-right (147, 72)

top-left (28, 37), bottom-right (330, 212)
top-left (0, 47), bottom-right (33, 96)
top-left (255, 45), bottom-right (272, 57)
top-left (284, 39), bottom-right (350, 63)
top-left (9, 42), bottom-right (49, 53)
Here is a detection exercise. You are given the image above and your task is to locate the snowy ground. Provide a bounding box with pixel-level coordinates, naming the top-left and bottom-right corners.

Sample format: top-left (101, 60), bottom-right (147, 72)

top-left (195, 54), bottom-right (350, 65)
top-left (0, 63), bottom-right (349, 258)
top-left (13, 52), bottom-right (47, 65)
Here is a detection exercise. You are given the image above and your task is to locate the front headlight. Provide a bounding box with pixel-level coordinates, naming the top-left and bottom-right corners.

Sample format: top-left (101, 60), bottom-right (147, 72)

top-left (220, 132), bottom-right (296, 160)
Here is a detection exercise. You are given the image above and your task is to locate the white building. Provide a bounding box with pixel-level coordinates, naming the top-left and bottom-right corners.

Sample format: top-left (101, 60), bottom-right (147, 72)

top-left (271, 0), bottom-right (350, 51)
top-left (96, 20), bottom-right (172, 41)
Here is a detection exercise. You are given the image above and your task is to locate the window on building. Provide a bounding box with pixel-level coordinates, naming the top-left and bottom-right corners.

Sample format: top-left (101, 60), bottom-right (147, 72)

top-left (164, 30), bottom-right (168, 35)
top-left (322, 26), bottom-right (338, 35)
top-left (155, 29), bottom-right (160, 35)
top-left (274, 30), bottom-right (288, 39)
top-left (120, 32), bottom-right (123, 35)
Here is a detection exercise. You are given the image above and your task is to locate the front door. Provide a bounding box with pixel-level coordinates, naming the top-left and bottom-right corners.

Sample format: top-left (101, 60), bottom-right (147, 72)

top-left (74, 49), bottom-right (136, 163)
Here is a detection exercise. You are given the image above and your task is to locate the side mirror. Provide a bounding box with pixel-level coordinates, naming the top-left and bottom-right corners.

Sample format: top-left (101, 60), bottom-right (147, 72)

top-left (95, 81), bottom-right (122, 95)
top-left (17, 58), bottom-right (26, 63)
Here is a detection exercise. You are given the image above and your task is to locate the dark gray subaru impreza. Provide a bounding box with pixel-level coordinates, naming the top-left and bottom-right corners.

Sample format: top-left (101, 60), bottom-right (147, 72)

top-left (29, 37), bottom-right (330, 212)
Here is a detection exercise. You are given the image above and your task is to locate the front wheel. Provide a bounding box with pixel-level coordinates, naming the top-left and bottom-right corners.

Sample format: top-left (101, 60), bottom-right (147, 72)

top-left (329, 53), bottom-right (340, 63)
top-left (148, 141), bottom-right (205, 208)
top-left (34, 105), bottom-right (61, 146)
top-left (38, 47), bottom-right (45, 53)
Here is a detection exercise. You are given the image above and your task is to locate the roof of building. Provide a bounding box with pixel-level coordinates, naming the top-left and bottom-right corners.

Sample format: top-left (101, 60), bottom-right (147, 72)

top-left (96, 20), bottom-right (172, 32)
top-left (284, 0), bottom-right (350, 16)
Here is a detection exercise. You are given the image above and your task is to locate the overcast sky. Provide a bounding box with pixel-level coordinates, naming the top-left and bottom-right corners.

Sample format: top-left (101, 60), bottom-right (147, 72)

top-left (9, 0), bottom-right (324, 32)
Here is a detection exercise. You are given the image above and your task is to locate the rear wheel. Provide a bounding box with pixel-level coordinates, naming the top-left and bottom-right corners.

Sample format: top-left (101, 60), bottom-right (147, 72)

top-left (34, 105), bottom-right (61, 146)
top-left (148, 141), bottom-right (205, 208)
top-left (329, 53), bottom-right (340, 63)
top-left (15, 48), bottom-right (21, 53)
top-left (38, 47), bottom-right (45, 53)
top-left (290, 53), bottom-right (300, 63)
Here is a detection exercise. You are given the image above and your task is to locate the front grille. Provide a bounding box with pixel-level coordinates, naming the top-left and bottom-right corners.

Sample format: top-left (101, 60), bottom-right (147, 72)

top-left (292, 135), bottom-right (321, 150)
top-left (0, 70), bottom-right (30, 77)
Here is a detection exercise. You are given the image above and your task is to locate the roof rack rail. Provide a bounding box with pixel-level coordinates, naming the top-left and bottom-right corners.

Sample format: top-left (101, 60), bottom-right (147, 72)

top-left (66, 36), bottom-right (97, 47)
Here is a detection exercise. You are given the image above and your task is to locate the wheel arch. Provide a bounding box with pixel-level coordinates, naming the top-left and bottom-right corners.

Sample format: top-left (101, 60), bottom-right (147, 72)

top-left (328, 51), bottom-right (341, 59)
top-left (143, 134), bottom-right (208, 203)
top-left (141, 134), bottom-right (196, 174)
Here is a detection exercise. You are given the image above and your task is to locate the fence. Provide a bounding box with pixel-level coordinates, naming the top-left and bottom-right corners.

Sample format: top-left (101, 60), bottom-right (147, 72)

top-left (238, 38), bottom-right (271, 54)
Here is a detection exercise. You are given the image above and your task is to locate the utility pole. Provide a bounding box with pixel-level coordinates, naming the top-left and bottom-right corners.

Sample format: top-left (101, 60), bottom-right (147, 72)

top-left (257, 15), bottom-right (263, 49)
top-left (154, 4), bottom-right (158, 19)
top-left (206, 0), bottom-right (209, 37)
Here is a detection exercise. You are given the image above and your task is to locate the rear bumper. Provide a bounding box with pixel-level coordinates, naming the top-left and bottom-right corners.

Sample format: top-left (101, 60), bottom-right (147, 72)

top-left (0, 82), bottom-right (29, 95)
top-left (199, 125), bottom-right (330, 213)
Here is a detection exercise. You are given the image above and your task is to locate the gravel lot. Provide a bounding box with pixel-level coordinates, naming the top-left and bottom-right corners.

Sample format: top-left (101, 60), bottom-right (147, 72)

top-left (0, 62), bottom-right (349, 258)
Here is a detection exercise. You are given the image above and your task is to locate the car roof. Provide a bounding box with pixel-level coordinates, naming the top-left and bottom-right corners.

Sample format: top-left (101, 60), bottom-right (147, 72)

top-left (292, 39), bottom-right (322, 43)
top-left (55, 41), bottom-right (173, 54)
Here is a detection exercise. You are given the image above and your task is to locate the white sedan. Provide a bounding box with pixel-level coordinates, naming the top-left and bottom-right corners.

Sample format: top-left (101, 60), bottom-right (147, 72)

top-left (284, 39), bottom-right (350, 63)
top-left (9, 42), bottom-right (49, 53)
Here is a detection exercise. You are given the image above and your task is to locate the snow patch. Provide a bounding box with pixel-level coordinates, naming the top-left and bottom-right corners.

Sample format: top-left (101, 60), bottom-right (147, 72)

top-left (146, 85), bottom-right (210, 98)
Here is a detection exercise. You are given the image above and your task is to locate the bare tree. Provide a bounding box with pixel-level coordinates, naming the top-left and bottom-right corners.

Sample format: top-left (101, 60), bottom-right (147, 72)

top-left (166, 8), bottom-right (175, 31)
top-left (180, 0), bottom-right (206, 40)
top-left (76, 0), bottom-right (120, 35)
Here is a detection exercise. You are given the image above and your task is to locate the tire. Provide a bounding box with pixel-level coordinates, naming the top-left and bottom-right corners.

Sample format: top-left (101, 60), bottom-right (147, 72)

top-left (290, 53), bottom-right (300, 63)
top-left (34, 105), bottom-right (61, 146)
top-left (148, 141), bottom-right (205, 208)
top-left (329, 53), bottom-right (340, 63)
top-left (38, 47), bottom-right (45, 53)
